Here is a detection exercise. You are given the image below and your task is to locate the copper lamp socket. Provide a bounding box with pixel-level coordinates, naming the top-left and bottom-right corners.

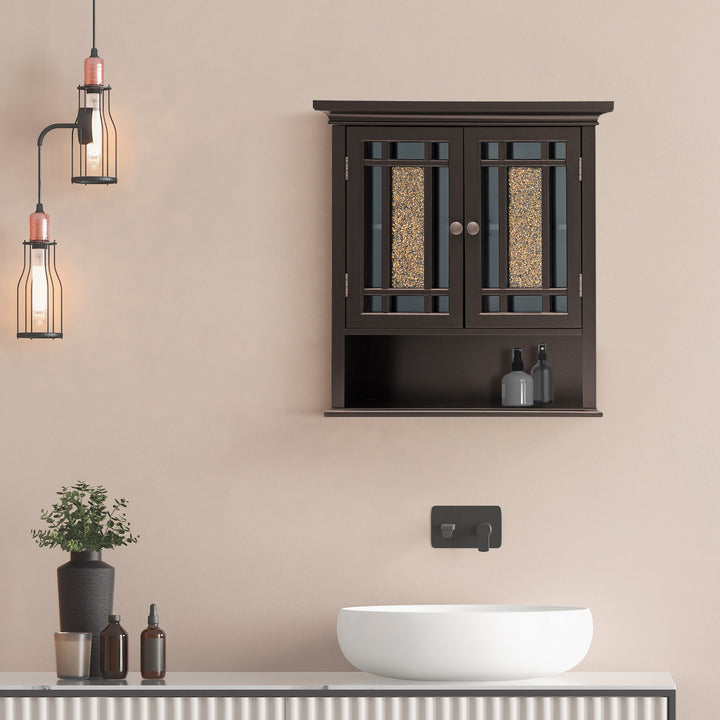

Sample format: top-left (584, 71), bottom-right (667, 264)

top-left (84, 55), bottom-right (104, 86)
top-left (29, 211), bottom-right (49, 242)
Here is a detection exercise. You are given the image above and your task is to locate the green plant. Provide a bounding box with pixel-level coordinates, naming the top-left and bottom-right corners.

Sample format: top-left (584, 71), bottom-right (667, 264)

top-left (31, 482), bottom-right (139, 552)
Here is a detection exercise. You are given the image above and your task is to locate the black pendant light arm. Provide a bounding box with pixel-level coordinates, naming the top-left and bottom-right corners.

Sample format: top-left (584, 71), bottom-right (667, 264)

top-left (36, 113), bottom-right (94, 207)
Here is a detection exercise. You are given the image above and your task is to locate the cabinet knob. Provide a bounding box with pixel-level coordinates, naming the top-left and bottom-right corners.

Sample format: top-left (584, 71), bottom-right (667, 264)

top-left (449, 221), bottom-right (463, 236)
top-left (466, 221), bottom-right (480, 236)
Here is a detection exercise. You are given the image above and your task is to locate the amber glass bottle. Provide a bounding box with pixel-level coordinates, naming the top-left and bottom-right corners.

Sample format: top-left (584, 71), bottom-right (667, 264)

top-left (100, 614), bottom-right (128, 679)
top-left (141, 603), bottom-right (166, 679)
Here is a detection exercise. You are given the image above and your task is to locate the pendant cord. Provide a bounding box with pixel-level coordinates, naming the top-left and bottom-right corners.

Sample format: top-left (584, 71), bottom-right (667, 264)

top-left (37, 145), bottom-right (42, 208)
top-left (92, 0), bottom-right (96, 51)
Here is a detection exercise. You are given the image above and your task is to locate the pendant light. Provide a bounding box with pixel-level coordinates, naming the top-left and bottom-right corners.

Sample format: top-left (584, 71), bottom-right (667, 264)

top-left (17, 0), bottom-right (117, 339)
top-left (73, 0), bottom-right (117, 184)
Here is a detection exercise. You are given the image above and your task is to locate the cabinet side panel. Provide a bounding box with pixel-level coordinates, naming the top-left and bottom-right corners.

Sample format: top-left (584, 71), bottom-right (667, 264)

top-left (331, 125), bottom-right (347, 408)
top-left (581, 126), bottom-right (598, 409)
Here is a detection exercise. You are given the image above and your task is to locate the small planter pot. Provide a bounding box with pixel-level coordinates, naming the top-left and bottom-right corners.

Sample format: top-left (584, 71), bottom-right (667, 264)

top-left (57, 551), bottom-right (114, 678)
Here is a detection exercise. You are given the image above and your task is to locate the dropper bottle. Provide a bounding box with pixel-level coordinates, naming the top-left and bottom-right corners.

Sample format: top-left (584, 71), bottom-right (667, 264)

top-left (140, 603), bottom-right (166, 679)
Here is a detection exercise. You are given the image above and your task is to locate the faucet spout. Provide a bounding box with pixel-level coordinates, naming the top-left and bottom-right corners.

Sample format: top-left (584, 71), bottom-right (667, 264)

top-left (476, 522), bottom-right (492, 552)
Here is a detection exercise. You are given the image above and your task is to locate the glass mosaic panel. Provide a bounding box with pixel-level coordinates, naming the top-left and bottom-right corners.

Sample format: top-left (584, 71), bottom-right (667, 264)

top-left (391, 166), bottom-right (425, 289)
top-left (508, 167), bottom-right (542, 288)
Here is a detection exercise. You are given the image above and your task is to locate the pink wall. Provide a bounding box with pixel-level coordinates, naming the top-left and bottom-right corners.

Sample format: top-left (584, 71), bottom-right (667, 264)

top-left (0, 0), bottom-right (717, 717)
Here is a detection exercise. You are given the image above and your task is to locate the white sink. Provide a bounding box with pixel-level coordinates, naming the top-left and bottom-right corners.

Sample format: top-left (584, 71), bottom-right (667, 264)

top-left (337, 605), bottom-right (592, 681)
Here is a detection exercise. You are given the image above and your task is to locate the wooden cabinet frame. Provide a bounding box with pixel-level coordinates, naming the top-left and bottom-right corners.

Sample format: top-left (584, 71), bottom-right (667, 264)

top-left (315, 102), bottom-right (613, 417)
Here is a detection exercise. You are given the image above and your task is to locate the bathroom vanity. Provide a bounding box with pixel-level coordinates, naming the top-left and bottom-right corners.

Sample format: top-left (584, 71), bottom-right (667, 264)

top-left (0, 671), bottom-right (676, 719)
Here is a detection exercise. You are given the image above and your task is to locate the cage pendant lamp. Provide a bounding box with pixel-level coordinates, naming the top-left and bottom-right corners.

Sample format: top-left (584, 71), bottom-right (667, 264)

top-left (17, 0), bottom-right (117, 340)
top-left (17, 208), bottom-right (63, 339)
top-left (72, 0), bottom-right (117, 184)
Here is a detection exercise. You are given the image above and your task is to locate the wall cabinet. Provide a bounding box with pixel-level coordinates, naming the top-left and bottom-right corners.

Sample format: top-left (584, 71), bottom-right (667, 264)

top-left (314, 102), bottom-right (613, 416)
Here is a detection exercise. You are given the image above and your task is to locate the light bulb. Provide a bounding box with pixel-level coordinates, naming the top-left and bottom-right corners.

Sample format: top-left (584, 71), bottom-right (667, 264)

top-left (85, 92), bottom-right (103, 174)
top-left (31, 248), bottom-right (48, 333)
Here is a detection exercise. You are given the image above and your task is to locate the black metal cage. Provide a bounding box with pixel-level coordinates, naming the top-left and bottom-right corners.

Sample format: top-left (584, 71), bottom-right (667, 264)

top-left (17, 241), bottom-right (63, 339)
top-left (72, 84), bottom-right (116, 184)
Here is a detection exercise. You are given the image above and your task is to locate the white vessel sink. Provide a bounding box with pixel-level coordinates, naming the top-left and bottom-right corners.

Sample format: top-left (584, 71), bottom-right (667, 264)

top-left (337, 605), bottom-right (592, 681)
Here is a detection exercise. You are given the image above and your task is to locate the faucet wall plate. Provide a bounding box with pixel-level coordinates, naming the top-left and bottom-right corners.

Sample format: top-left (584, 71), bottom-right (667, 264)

top-left (431, 506), bottom-right (502, 549)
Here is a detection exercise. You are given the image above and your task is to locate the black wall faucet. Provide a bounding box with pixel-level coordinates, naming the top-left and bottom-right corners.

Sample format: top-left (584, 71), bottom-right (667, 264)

top-left (431, 507), bottom-right (502, 552)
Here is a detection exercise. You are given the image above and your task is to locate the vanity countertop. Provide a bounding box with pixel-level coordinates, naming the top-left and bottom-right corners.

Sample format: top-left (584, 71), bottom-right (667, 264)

top-left (0, 671), bottom-right (676, 696)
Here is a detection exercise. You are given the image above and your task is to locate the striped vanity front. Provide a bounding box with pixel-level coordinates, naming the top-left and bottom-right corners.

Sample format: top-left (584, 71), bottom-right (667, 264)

top-left (0, 695), bottom-right (283, 720)
top-left (287, 696), bottom-right (668, 720)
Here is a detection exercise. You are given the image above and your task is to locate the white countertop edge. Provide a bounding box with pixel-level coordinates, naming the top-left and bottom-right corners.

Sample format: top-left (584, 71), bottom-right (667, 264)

top-left (0, 672), bottom-right (676, 692)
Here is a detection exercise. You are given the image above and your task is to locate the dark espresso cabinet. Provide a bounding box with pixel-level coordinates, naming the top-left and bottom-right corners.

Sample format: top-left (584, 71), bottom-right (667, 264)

top-left (314, 102), bottom-right (613, 416)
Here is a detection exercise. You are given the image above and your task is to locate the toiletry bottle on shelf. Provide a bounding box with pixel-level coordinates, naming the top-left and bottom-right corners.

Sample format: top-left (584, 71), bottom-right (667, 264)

top-left (141, 603), bottom-right (166, 679)
top-left (100, 614), bottom-right (128, 679)
top-left (501, 348), bottom-right (534, 407)
top-left (531, 343), bottom-right (554, 406)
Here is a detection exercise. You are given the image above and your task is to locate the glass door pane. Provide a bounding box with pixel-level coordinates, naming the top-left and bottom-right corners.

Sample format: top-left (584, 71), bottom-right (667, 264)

top-left (464, 128), bottom-right (581, 328)
top-left (347, 127), bottom-right (463, 329)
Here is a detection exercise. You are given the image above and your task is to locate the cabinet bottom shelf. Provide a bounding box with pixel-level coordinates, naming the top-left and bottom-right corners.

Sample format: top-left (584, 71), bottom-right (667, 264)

top-left (325, 407), bottom-right (603, 417)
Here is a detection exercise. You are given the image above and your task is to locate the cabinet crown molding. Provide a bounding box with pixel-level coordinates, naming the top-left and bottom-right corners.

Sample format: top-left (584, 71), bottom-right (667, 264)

top-left (312, 101), bottom-right (615, 126)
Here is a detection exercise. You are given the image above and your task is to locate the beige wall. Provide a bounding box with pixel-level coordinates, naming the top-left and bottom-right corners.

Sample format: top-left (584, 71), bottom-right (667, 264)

top-left (0, 0), bottom-right (718, 716)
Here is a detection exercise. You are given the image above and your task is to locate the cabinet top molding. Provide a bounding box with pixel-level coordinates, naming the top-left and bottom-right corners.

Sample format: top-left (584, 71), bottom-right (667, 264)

top-left (313, 101), bottom-right (614, 126)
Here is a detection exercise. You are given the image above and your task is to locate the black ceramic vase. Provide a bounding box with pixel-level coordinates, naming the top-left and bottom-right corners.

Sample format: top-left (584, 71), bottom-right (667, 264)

top-left (57, 551), bottom-right (114, 678)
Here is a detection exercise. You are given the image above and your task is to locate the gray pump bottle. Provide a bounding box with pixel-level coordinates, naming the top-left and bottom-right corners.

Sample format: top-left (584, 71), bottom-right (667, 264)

top-left (531, 343), bottom-right (554, 405)
top-left (501, 348), bottom-right (534, 407)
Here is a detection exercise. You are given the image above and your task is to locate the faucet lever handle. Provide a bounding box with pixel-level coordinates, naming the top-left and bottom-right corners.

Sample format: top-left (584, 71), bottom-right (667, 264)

top-left (440, 523), bottom-right (456, 540)
top-left (476, 522), bottom-right (492, 552)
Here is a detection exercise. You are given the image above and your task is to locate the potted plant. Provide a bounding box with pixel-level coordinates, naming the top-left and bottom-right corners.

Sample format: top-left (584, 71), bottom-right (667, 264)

top-left (32, 482), bottom-right (138, 677)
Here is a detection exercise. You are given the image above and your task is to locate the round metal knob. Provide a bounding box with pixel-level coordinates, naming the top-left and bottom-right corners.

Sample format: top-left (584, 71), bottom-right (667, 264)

top-left (466, 221), bottom-right (480, 236)
top-left (449, 221), bottom-right (463, 236)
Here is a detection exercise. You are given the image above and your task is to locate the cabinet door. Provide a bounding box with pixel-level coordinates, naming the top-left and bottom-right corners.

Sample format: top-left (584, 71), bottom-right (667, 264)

top-left (464, 128), bottom-right (582, 328)
top-left (346, 127), bottom-right (463, 328)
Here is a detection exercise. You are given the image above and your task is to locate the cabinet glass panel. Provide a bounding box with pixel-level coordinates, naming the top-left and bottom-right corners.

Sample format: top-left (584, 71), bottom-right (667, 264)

top-left (483, 295), bottom-right (500, 312)
top-left (432, 143), bottom-right (448, 160)
top-left (391, 296), bottom-right (424, 312)
top-left (365, 142), bottom-right (382, 159)
top-left (550, 166), bottom-right (567, 288)
top-left (364, 295), bottom-right (383, 312)
top-left (433, 296), bottom-right (449, 312)
top-left (434, 167), bottom-right (449, 288)
top-left (550, 142), bottom-right (566, 159)
top-left (509, 295), bottom-right (543, 312)
top-left (364, 167), bottom-right (382, 288)
top-left (551, 295), bottom-right (568, 312)
top-left (508, 167), bottom-right (542, 288)
top-left (481, 142), bottom-right (499, 159)
top-left (390, 142), bottom-right (425, 160)
top-left (508, 142), bottom-right (542, 159)
top-left (482, 167), bottom-right (500, 288)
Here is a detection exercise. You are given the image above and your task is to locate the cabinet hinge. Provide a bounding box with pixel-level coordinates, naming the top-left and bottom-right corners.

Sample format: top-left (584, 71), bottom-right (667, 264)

top-left (578, 157), bottom-right (583, 182)
top-left (579, 273), bottom-right (583, 298)
top-left (345, 273), bottom-right (349, 297)
top-left (345, 156), bottom-right (349, 181)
